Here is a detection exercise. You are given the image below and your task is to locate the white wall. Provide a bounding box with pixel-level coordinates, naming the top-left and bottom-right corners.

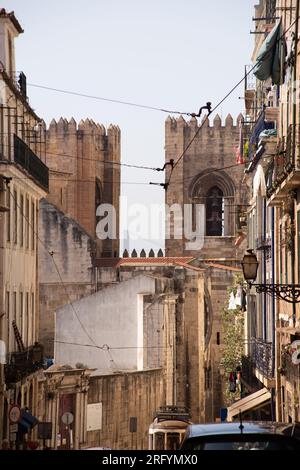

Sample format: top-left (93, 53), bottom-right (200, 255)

top-left (55, 275), bottom-right (158, 373)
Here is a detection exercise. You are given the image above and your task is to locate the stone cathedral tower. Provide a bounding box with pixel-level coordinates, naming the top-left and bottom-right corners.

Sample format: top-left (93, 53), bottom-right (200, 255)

top-left (165, 113), bottom-right (248, 260)
top-left (164, 114), bottom-right (249, 420)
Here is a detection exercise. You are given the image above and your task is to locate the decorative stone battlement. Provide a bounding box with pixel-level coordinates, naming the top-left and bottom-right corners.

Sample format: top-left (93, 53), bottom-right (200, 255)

top-left (165, 113), bottom-right (244, 132)
top-left (47, 117), bottom-right (120, 141)
top-left (122, 248), bottom-right (164, 258)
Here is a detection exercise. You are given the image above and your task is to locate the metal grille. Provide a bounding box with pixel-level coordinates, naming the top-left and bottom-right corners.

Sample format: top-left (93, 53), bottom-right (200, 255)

top-left (14, 134), bottom-right (49, 190)
top-left (266, 0), bottom-right (276, 24)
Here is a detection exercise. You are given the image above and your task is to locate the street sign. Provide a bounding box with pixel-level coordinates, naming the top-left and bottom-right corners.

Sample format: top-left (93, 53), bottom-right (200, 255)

top-left (61, 412), bottom-right (74, 425)
top-left (9, 404), bottom-right (21, 424)
top-left (10, 424), bottom-right (18, 433)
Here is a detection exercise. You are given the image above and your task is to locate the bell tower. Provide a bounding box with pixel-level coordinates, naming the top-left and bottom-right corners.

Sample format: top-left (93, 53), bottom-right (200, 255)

top-left (165, 114), bottom-right (248, 260)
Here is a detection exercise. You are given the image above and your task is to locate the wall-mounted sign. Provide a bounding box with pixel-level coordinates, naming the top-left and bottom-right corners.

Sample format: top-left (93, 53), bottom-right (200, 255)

top-left (87, 403), bottom-right (102, 431)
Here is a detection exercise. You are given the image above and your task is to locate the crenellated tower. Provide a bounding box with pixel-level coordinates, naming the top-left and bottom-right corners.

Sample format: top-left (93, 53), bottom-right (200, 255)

top-left (45, 118), bottom-right (120, 257)
top-left (165, 113), bottom-right (248, 260)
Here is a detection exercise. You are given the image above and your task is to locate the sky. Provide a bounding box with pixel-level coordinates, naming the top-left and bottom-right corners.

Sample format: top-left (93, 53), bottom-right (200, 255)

top-left (5, 0), bottom-right (257, 253)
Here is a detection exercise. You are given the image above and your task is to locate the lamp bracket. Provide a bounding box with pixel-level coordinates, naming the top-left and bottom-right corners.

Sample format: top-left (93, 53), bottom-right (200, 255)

top-left (251, 284), bottom-right (300, 303)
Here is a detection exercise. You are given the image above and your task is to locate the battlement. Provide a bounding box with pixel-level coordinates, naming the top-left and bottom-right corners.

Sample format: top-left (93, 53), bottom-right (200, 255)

top-left (47, 117), bottom-right (121, 138)
top-left (165, 113), bottom-right (243, 132)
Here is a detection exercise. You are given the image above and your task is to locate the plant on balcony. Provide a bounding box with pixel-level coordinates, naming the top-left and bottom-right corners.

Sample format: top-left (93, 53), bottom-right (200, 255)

top-left (220, 273), bottom-right (245, 406)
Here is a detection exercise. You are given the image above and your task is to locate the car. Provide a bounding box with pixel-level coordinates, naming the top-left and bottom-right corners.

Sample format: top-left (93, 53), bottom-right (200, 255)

top-left (180, 421), bottom-right (300, 450)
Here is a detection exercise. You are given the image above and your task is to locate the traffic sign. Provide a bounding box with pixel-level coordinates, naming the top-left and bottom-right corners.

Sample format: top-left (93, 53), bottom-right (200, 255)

top-left (61, 412), bottom-right (74, 425)
top-left (9, 404), bottom-right (21, 424)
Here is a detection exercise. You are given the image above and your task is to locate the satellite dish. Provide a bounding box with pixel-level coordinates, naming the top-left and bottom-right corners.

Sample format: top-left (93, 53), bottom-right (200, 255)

top-left (291, 340), bottom-right (300, 365)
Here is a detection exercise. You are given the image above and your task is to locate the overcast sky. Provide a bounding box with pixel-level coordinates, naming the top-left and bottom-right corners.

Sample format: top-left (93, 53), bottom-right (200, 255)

top-left (6, 0), bottom-right (257, 253)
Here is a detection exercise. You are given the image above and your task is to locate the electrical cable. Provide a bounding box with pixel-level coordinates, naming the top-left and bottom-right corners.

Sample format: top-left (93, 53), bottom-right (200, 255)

top-left (6, 183), bottom-right (99, 348)
top-left (27, 82), bottom-right (193, 116)
top-left (161, 17), bottom-right (299, 190)
top-left (0, 141), bottom-right (160, 171)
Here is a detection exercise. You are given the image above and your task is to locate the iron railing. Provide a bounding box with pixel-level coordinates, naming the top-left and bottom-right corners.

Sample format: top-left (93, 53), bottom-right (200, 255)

top-left (267, 124), bottom-right (297, 196)
top-left (14, 134), bottom-right (49, 190)
top-left (4, 343), bottom-right (44, 384)
top-left (251, 338), bottom-right (274, 379)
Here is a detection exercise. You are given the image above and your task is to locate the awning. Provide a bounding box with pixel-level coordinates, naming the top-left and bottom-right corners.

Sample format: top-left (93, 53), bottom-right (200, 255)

top-left (254, 20), bottom-right (285, 85)
top-left (227, 387), bottom-right (271, 422)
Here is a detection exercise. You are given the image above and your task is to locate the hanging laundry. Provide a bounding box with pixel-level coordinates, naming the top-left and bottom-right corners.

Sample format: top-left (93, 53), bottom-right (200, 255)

top-left (235, 285), bottom-right (243, 307)
top-left (228, 292), bottom-right (236, 310)
top-left (241, 289), bottom-right (247, 312)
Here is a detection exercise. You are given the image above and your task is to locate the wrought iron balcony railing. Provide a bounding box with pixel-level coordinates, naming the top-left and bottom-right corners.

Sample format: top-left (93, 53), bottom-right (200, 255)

top-left (4, 343), bottom-right (44, 384)
top-left (14, 134), bottom-right (49, 190)
top-left (267, 124), bottom-right (298, 196)
top-left (251, 338), bottom-right (274, 379)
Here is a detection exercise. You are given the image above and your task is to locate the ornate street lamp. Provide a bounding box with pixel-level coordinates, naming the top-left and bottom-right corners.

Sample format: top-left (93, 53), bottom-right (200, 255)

top-left (241, 249), bottom-right (300, 303)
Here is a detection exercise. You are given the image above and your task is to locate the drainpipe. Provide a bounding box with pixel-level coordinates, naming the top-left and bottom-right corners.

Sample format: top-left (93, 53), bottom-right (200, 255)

top-left (271, 208), bottom-right (275, 374)
top-left (291, 0), bottom-right (299, 327)
top-left (263, 199), bottom-right (267, 340)
top-left (271, 207), bottom-right (276, 421)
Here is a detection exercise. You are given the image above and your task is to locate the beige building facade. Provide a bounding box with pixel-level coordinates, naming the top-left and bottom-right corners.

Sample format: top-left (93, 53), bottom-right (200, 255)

top-left (0, 9), bottom-right (49, 443)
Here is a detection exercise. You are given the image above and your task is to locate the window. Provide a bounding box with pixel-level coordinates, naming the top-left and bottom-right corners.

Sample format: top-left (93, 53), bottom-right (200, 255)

top-left (7, 33), bottom-right (13, 75)
top-left (205, 367), bottom-right (211, 390)
top-left (30, 292), bottom-right (34, 345)
top-left (31, 201), bottom-right (35, 250)
top-left (298, 211), bottom-right (300, 282)
top-left (6, 291), bottom-right (10, 351)
top-left (25, 292), bottom-right (29, 347)
top-left (20, 292), bottom-right (23, 339)
top-left (6, 189), bottom-right (10, 242)
top-left (13, 292), bottom-right (17, 351)
top-left (13, 190), bottom-right (17, 244)
top-left (25, 198), bottom-right (29, 249)
top-left (20, 194), bottom-right (24, 247)
top-left (206, 186), bottom-right (224, 236)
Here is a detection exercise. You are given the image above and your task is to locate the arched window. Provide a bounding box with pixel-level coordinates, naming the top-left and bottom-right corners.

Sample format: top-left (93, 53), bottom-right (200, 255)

top-left (95, 178), bottom-right (102, 225)
top-left (206, 186), bottom-right (224, 236)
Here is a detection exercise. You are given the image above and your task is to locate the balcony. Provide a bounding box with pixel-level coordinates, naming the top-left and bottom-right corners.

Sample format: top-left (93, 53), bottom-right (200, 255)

top-left (4, 343), bottom-right (44, 385)
top-left (14, 134), bottom-right (49, 190)
top-left (255, 236), bottom-right (271, 251)
top-left (251, 338), bottom-right (274, 380)
top-left (268, 124), bottom-right (300, 203)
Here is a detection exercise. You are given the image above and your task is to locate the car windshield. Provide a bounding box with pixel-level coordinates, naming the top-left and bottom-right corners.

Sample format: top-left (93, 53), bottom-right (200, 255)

top-left (182, 436), bottom-right (300, 450)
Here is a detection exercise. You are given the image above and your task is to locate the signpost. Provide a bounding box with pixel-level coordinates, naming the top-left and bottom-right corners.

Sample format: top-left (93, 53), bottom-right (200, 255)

top-left (61, 412), bottom-right (74, 450)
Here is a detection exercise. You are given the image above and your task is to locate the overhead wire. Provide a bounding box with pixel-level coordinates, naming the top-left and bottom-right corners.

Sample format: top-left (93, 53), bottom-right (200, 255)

top-left (0, 141), bottom-right (161, 172)
top-left (159, 16), bottom-right (298, 190)
top-left (27, 82), bottom-right (194, 116)
top-left (5, 182), bottom-right (99, 348)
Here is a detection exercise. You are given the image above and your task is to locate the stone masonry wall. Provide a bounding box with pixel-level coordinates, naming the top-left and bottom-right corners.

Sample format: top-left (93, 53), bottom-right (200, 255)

top-left (87, 369), bottom-right (163, 450)
top-left (38, 199), bottom-right (96, 356)
top-left (45, 118), bottom-right (120, 257)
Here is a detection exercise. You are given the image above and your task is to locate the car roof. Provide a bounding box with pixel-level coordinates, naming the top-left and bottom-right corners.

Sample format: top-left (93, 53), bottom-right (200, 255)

top-left (184, 422), bottom-right (299, 438)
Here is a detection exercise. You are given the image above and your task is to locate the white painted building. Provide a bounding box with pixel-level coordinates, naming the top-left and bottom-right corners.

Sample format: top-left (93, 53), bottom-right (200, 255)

top-left (55, 274), bottom-right (166, 374)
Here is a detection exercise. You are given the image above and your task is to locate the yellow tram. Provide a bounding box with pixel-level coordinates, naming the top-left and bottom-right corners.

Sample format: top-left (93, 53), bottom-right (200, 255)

top-left (148, 406), bottom-right (192, 450)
